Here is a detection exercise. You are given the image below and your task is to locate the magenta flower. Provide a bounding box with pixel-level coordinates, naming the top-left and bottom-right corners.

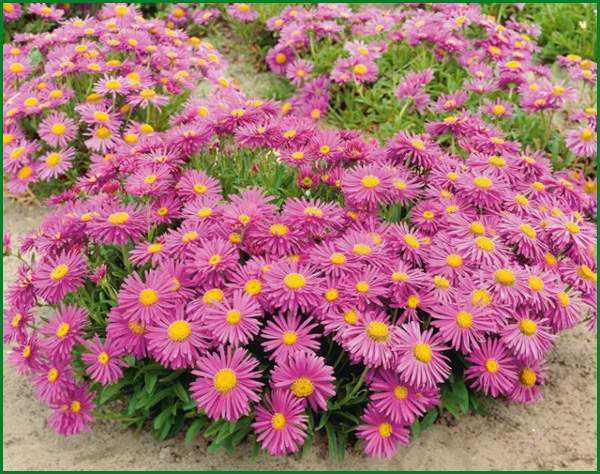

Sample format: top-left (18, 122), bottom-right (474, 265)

top-left (204, 290), bottom-right (263, 346)
top-left (33, 251), bottom-right (87, 304)
top-left (261, 313), bottom-right (320, 361)
top-left (38, 112), bottom-right (76, 147)
top-left (464, 338), bottom-right (518, 397)
top-left (252, 389), bottom-right (308, 456)
top-left (343, 311), bottom-right (398, 369)
top-left (40, 305), bottom-right (87, 361)
top-left (117, 269), bottom-right (178, 325)
top-left (88, 204), bottom-right (148, 245)
top-left (271, 351), bottom-right (335, 411)
top-left (145, 307), bottom-right (209, 369)
top-left (500, 314), bottom-right (555, 360)
top-left (49, 384), bottom-right (94, 436)
top-left (356, 403), bottom-right (410, 459)
top-left (263, 261), bottom-right (322, 316)
top-left (191, 347), bottom-right (263, 421)
top-left (82, 336), bottom-right (127, 385)
top-left (369, 369), bottom-right (439, 425)
top-left (394, 321), bottom-right (451, 388)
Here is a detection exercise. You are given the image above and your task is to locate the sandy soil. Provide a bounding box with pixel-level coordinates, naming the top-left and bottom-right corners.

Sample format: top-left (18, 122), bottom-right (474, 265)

top-left (2, 199), bottom-right (597, 470)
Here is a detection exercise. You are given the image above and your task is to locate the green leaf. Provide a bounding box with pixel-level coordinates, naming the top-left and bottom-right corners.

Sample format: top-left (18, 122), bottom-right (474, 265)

top-left (185, 418), bottom-right (207, 447)
top-left (28, 48), bottom-right (43, 67)
top-left (453, 377), bottom-right (469, 414)
top-left (325, 422), bottom-right (338, 462)
top-left (137, 388), bottom-right (172, 410)
top-left (421, 409), bottom-right (438, 431)
top-left (411, 419), bottom-right (422, 439)
top-left (173, 382), bottom-right (190, 403)
top-left (98, 379), bottom-right (128, 404)
top-left (145, 373), bottom-right (158, 394)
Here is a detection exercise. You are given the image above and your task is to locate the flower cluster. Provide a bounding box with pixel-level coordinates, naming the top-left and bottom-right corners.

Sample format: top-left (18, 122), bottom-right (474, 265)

top-left (3, 2), bottom-right (597, 461)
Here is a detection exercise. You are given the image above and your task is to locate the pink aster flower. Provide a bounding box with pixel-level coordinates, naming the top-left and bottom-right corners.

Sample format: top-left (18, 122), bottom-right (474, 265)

top-left (88, 204), bottom-right (148, 245)
top-left (509, 359), bottom-right (547, 404)
top-left (40, 305), bottom-right (87, 361)
top-left (38, 148), bottom-right (76, 180)
top-left (48, 384), bottom-right (94, 436)
top-left (227, 3), bottom-right (259, 21)
top-left (82, 336), bottom-right (127, 385)
top-left (464, 338), bottom-right (518, 397)
top-left (34, 360), bottom-right (75, 404)
top-left (261, 313), bottom-right (320, 362)
top-left (501, 313), bottom-right (555, 361)
top-left (38, 112), bottom-right (76, 147)
top-left (565, 125), bottom-right (596, 157)
top-left (3, 307), bottom-right (32, 344)
top-left (341, 164), bottom-right (394, 211)
top-left (271, 351), bottom-right (335, 411)
top-left (145, 306), bottom-right (209, 369)
top-left (176, 169), bottom-right (222, 201)
top-left (191, 347), bottom-right (263, 421)
top-left (356, 403), bottom-right (410, 460)
top-left (33, 251), bottom-right (87, 304)
top-left (106, 307), bottom-right (147, 359)
top-left (117, 269), bottom-right (178, 325)
top-left (286, 59), bottom-right (313, 86)
top-left (204, 290), bottom-right (263, 346)
top-left (190, 238), bottom-right (239, 286)
top-left (430, 301), bottom-right (495, 354)
top-left (252, 388), bottom-right (308, 456)
top-left (9, 333), bottom-right (43, 375)
top-left (343, 311), bottom-right (398, 369)
top-left (394, 321), bottom-right (451, 388)
top-left (369, 369), bottom-right (439, 425)
top-left (263, 261), bottom-right (321, 316)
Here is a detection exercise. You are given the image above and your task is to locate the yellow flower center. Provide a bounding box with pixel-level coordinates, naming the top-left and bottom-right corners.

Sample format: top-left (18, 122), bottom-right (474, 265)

top-left (519, 224), bottom-right (536, 239)
top-left (325, 288), bottom-right (339, 302)
top-left (166, 320), bottom-right (191, 342)
top-left (182, 231), bottom-right (198, 243)
top-left (330, 252), bottom-right (346, 265)
top-left (353, 63), bottom-right (368, 75)
top-left (225, 310), bottom-right (242, 325)
top-left (291, 377), bottom-right (314, 397)
top-left (407, 295), bottom-right (420, 309)
top-left (519, 368), bottom-right (537, 387)
top-left (394, 385), bottom-right (408, 400)
top-left (55, 322), bottom-right (70, 338)
top-left (515, 194), bottom-right (529, 206)
top-left (473, 176), bottom-right (492, 189)
top-left (271, 413), bottom-right (286, 430)
top-left (283, 273), bottom-right (306, 290)
top-left (244, 279), bottom-right (262, 296)
top-left (24, 97), bottom-right (39, 108)
top-left (319, 145), bottom-right (330, 154)
top-left (519, 319), bottom-right (537, 336)
top-left (557, 291), bottom-right (570, 307)
top-left (485, 358), bottom-right (499, 373)
top-left (11, 313), bottom-right (22, 328)
top-left (128, 321), bottom-right (145, 335)
top-left (413, 343), bottom-right (432, 363)
top-left (491, 104), bottom-right (505, 116)
top-left (403, 234), bottom-right (420, 249)
top-left (392, 271), bottom-right (409, 282)
top-left (343, 309), bottom-right (359, 325)
top-left (410, 139), bottom-right (426, 151)
top-left (472, 288), bottom-right (492, 306)
top-left (96, 127), bottom-right (112, 140)
top-left (270, 223), bottom-right (289, 236)
top-left (422, 210), bottom-right (434, 220)
top-left (469, 221), bottom-right (486, 235)
top-left (528, 276), bottom-right (544, 291)
top-left (378, 422), bottom-right (392, 438)
top-left (456, 311), bottom-right (473, 329)
top-left (140, 88), bottom-right (156, 99)
top-left (282, 331), bottom-right (298, 345)
top-left (46, 153), bottom-right (62, 167)
top-left (361, 175), bottom-right (380, 188)
top-left (352, 243), bottom-right (371, 255)
top-left (303, 206), bottom-right (323, 217)
top-left (366, 321), bottom-right (389, 342)
top-left (203, 288), bottom-right (224, 305)
top-left (495, 268), bottom-right (515, 286)
top-left (565, 222), bottom-right (580, 234)
top-left (446, 254), bottom-right (462, 268)
top-left (50, 123), bottom-right (67, 136)
top-left (433, 275), bottom-right (450, 289)
top-left (50, 263), bottom-right (69, 281)
top-left (108, 212), bottom-right (129, 225)
top-left (475, 236), bottom-right (494, 252)
top-left (580, 128), bottom-right (594, 141)
top-left (47, 368), bottom-right (59, 383)
top-left (213, 368), bottom-right (237, 394)
top-left (275, 53), bottom-right (286, 64)
top-left (577, 265), bottom-right (597, 282)
top-left (488, 155), bottom-right (506, 167)
top-left (139, 288), bottom-right (158, 306)
top-left (208, 254), bottom-right (221, 266)
top-left (97, 351), bottom-right (110, 364)
top-left (22, 345), bottom-right (31, 358)
top-left (17, 166), bottom-right (33, 180)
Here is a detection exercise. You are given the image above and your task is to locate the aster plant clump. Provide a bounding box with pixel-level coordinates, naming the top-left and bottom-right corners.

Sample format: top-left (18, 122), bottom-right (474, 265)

top-left (3, 3), bottom-right (598, 462)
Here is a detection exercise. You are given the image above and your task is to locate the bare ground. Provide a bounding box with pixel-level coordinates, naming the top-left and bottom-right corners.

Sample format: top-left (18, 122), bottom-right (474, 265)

top-left (2, 200), bottom-right (597, 471)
